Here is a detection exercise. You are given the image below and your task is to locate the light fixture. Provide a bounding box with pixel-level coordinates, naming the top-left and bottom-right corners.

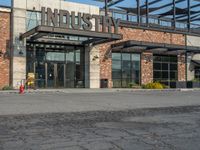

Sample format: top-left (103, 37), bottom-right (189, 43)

top-left (143, 55), bottom-right (152, 63)
top-left (92, 55), bottom-right (99, 61)
top-left (17, 45), bottom-right (24, 56)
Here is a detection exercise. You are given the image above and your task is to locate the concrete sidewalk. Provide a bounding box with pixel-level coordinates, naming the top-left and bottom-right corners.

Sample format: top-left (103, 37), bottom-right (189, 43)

top-left (0, 88), bottom-right (200, 94)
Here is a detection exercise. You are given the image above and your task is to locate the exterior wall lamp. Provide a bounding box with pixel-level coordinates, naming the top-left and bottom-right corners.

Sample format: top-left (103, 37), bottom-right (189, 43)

top-left (143, 55), bottom-right (152, 63)
top-left (92, 55), bottom-right (99, 61)
top-left (17, 45), bottom-right (24, 56)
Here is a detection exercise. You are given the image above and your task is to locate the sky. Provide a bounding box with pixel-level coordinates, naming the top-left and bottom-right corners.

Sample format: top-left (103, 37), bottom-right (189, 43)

top-left (0, 0), bottom-right (198, 8)
top-left (0, 0), bottom-right (199, 16)
top-left (0, 0), bottom-right (10, 6)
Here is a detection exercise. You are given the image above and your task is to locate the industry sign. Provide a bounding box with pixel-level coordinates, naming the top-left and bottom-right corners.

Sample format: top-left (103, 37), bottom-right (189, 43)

top-left (41, 7), bottom-right (120, 34)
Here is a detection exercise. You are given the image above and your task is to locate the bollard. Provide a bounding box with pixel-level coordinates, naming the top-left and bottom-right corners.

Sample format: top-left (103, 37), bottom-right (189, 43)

top-left (19, 84), bottom-right (25, 94)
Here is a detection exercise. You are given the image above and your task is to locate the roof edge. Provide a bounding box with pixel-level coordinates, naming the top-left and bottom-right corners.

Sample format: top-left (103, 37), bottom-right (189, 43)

top-left (0, 5), bottom-right (11, 12)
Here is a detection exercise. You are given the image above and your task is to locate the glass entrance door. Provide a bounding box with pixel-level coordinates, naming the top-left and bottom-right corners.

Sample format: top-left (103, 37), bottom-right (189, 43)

top-left (56, 63), bottom-right (65, 88)
top-left (46, 63), bottom-right (65, 88)
top-left (27, 43), bottom-right (85, 88)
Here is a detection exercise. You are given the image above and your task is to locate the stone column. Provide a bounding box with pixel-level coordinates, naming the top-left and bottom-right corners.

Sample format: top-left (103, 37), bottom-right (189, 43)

top-left (141, 52), bottom-right (153, 85)
top-left (186, 53), bottom-right (195, 81)
top-left (12, 5), bottom-right (27, 89)
top-left (85, 46), bottom-right (100, 88)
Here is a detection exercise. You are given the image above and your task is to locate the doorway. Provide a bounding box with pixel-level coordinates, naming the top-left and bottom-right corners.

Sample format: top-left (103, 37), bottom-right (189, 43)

top-left (26, 43), bottom-right (85, 88)
top-left (46, 63), bottom-right (65, 88)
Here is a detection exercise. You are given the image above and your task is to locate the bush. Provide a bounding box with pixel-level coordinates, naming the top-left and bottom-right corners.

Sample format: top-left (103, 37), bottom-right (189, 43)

top-left (128, 82), bottom-right (139, 88)
top-left (2, 85), bottom-right (13, 90)
top-left (142, 82), bottom-right (164, 89)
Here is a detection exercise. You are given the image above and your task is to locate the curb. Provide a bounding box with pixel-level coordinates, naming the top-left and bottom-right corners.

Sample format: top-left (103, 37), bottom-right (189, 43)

top-left (0, 88), bottom-right (199, 94)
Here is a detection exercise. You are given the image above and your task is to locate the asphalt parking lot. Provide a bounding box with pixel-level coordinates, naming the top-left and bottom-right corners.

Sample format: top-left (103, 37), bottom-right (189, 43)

top-left (0, 106), bottom-right (200, 150)
top-left (0, 90), bottom-right (200, 115)
top-left (0, 90), bottom-right (200, 150)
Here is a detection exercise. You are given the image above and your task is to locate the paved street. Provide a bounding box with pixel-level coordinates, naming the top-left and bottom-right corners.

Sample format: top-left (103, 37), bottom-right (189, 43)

top-left (0, 90), bottom-right (200, 150)
top-left (0, 106), bottom-right (200, 150)
top-left (0, 90), bottom-right (200, 115)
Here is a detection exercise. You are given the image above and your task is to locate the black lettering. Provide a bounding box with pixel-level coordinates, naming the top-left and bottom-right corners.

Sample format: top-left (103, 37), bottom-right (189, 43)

top-left (82, 13), bottom-right (92, 31)
top-left (41, 7), bottom-right (46, 25)
top-left (92, 15), bottom-right (101, 32)
top-left (59, 10), bottom-right (70, 28)
top-left (47, 8), bottom-right (58, 27)
top-left (71, 11), bottom-right (81, 30)
top-left (112, 18), bottom-right (120, 34)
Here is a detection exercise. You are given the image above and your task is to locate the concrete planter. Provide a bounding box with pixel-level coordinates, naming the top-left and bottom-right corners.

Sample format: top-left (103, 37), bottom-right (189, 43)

top-left (176, 81), bottom-right (187, 88)
top-left (187, 81), bottom-right (200, 88)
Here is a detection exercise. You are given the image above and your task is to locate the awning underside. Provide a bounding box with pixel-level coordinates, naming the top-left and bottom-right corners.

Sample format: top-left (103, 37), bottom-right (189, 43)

top-left (192, 60), bottom-right (200, 66)
top-left (20, 26), bottom-right (123, 46)
top-left (111, 40), bottom-right (200, 54)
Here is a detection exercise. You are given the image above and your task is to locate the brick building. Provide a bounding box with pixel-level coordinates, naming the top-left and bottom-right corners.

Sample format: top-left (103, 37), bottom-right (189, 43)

top-left (0, 6), bottom-right (10, 89)
top-left (0, 0), bottom-right (200, 89)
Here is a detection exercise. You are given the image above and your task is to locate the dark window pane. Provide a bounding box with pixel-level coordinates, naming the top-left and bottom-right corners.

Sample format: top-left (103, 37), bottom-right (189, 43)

top-left (162, 63), bottom-right (168, 70)
top-left (153, 63), bottom-right (161, 70)
top-left (170, 71), bottom-right (178, 80)
top-left (170, 71), bottom-right (175, 79)
top-left (170, 56), bottom-right (177, 62)
top-left (170, 64), bottom-right (177, 71)
top-left (162, 56), bottom-right (170, 62)
top-left (154, 71), bottom-right (161, 79)
top-left (153, 56), bottom-right (161, 62)
top-left (162, 71), bottom-right (168, 79)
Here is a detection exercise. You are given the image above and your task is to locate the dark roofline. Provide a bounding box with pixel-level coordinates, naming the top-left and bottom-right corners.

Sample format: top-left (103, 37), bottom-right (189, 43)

top-left (0, 5), bottom-right (11, 9)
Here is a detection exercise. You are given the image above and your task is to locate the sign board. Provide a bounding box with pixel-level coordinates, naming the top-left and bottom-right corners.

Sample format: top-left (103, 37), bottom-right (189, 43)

top-left (41, 7), bottom-right (120, 34)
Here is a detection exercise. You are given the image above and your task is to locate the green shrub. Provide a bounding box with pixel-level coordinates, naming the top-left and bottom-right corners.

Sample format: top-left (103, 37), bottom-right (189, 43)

top-left (128, 82), bottom-right (139, 88)
top-left (142, 82), bottom-right (164, 89)
top-left (2, 85), bottom-right (13, 90)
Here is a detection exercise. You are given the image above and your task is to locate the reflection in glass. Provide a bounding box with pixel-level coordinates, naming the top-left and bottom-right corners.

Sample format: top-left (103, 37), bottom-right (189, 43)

top-left (27, 44), bottom-right (85, 88)
top-left (112, 53), bottom-right (141, 88)
top-left (153, 55), bottom-right (178, 86)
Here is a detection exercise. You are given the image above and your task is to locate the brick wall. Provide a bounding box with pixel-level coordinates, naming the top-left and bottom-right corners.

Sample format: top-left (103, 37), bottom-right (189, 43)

top-left (178, 54), bottom-right (186, 81)
top-left (0, 11), bottom-right (10, 89)
top-left (141, 52), bottom-right (153, 85)
top-left (99, 27), bottom-right (185, 87)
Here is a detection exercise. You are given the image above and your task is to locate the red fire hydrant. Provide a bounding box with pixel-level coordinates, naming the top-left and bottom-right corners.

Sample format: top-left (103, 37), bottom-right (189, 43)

top-left (19, 84), bottom-right (25, 94)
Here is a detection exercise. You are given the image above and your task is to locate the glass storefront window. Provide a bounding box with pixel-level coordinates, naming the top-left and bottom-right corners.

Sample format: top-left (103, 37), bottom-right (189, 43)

top-left (26, 44), bottom-right (85, 88)
top-left (195, 67), bottom-right (200, 81)
top-left (112, 53), bottom-right (141, 88)
top-left (26, 11), bottom-right (41, 31)
top-left (153, 55), bottom-right (178, 86)
top-left (46, 52), bottom-right (65, 62)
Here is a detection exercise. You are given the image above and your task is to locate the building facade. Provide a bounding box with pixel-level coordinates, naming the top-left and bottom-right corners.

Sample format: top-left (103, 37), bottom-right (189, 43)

top-left (0, 0), bottom-right (200, 89)
top-left (0, 6), bottom-right (10, 89)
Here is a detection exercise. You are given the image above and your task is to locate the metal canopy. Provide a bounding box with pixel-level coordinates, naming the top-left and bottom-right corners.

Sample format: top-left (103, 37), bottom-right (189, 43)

top-left (117, 6), bottom-right (161, 15)
top-left (20, 26), bottom-right (122, 46)
top-left (158, 7), bottom-right (198, 17)
top-left (98, 0), bottom-right (200, 33)
top-left (191, 59), bottom-right (200, 65)
top-left (111, 40), bottom-right (200, 53)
